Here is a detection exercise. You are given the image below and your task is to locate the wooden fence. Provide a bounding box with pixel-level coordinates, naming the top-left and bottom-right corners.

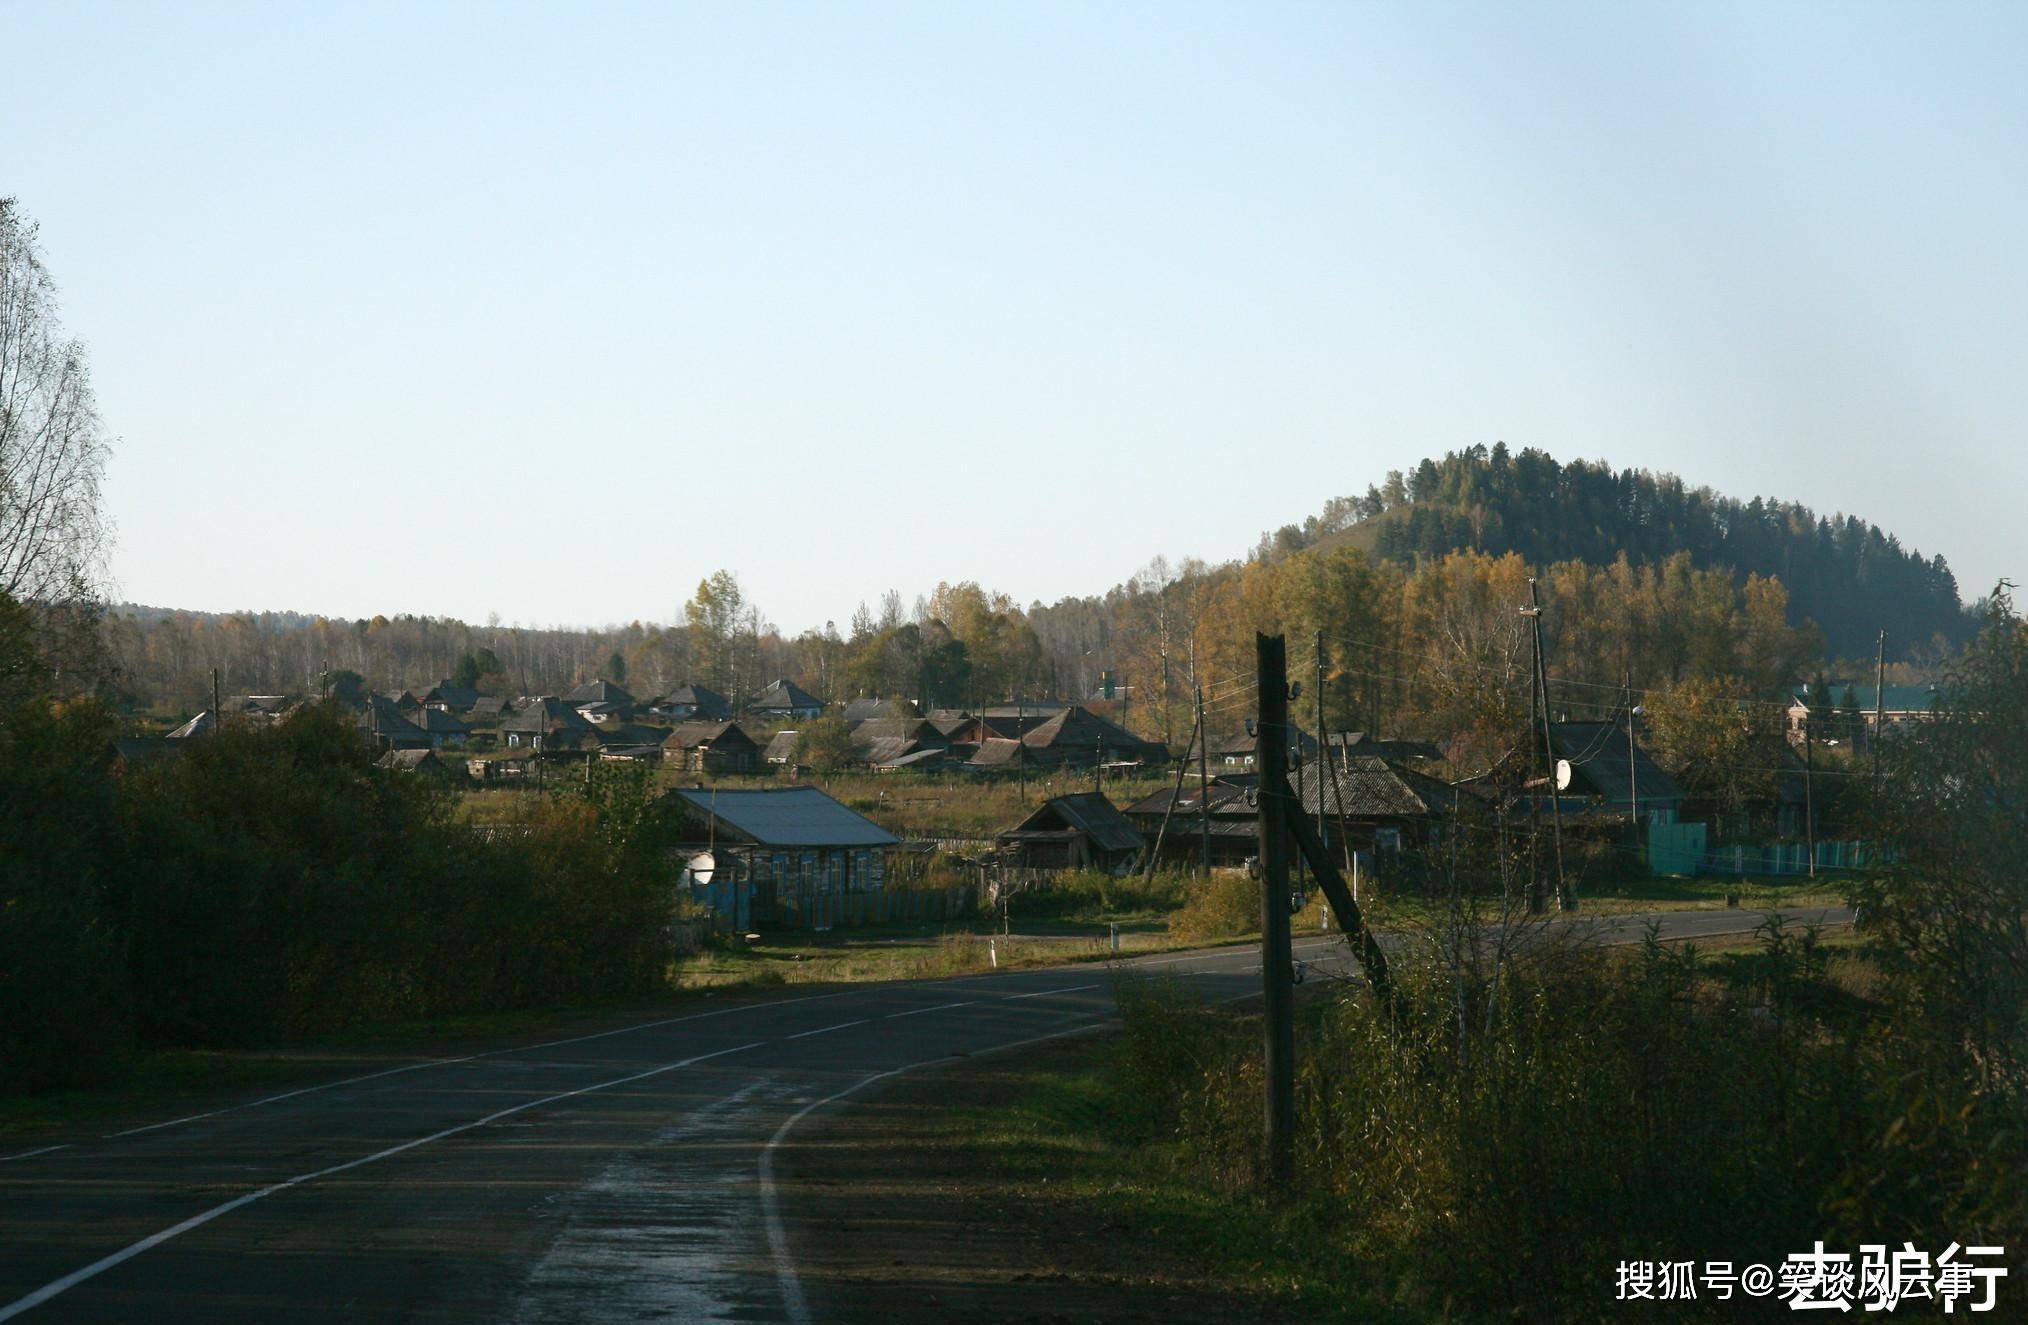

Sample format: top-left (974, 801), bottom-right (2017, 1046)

top-left (764, 882), bottom-right (979, 930)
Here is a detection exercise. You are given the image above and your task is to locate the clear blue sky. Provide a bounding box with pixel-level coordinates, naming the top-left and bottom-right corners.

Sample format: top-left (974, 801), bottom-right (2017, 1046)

top-left (8, 1), bottom-right (2025, 632)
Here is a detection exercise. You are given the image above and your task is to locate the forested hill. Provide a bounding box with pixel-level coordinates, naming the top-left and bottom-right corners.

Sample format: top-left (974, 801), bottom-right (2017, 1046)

top-left (1258, 445), bottom-right (1971, 661)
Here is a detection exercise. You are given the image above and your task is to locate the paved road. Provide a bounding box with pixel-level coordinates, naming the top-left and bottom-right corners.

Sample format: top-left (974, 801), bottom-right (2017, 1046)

top-left (0, 906), bottom-right (1848, 1323)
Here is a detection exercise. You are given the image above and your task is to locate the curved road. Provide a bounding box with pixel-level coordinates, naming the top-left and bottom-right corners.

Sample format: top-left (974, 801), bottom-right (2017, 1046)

top-left (0, 906), bottom-right (1847, 1323)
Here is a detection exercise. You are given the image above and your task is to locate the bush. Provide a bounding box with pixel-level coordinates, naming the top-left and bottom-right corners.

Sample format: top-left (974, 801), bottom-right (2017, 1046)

top-left (0, 699), bottom-right (131, 1092)
top-left (1166, 870), bottom-right (1259, 944)
top-left (2, 702), bottom-right (682, 1091)
top-left (1109, 926), bottom-right (1904, 1318)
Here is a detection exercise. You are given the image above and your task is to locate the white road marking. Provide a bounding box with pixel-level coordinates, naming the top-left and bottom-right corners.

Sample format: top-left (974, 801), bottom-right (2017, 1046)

top-left (100, 988), bottom-right (859, 1140)
top-left (783, 1019), bottom-right (870, 1041)
top-left (0, 1145), bottom-right (70, 1164)
top-left (884, 1000), bottom-right (978, 1019)
top-left (0, 1041), bottom-right (764, 1323)
top-left (1000, 982), bottom-right (1103, 1001)
top-left (759, 1017), bottom-right (1114, 1325)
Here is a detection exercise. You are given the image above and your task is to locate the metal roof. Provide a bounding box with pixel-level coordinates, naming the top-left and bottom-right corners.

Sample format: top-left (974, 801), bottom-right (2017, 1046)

top-left (667, 786), bottom-right (898, 848)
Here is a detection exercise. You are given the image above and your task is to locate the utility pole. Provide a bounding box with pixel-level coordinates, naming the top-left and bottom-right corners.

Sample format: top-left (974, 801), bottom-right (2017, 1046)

top-left (1141, 705), bottom-right (1200, 882)
top-left (212, 667), bottom-right (222, 729)
top-left (1523, 580), bottom-right (1570, 910)
top-left (1524, 614), bottom-right (1544, 915)
top-left (1801, 708), bottom-right (1818, 878)
top-left (1017, 696), bottom-right (1027, 805)
top-left (1873, 629), bottom-right (1887, 779)
top-left (1196, 682), bottom-right (1211, 875)
top-left (1314, 631), bottom-right (1329, 855)
top-left (1254, 633), bottom-right (1296, 1188)
top-left (1626, 676), bottom-right (1640, 853)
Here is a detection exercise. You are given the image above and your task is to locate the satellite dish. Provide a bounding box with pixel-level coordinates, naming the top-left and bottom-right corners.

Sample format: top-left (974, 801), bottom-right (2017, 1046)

top-left (1555, 759), bottom-right (1573, 791)
top-left (687, 851), bottom-right (715, 886)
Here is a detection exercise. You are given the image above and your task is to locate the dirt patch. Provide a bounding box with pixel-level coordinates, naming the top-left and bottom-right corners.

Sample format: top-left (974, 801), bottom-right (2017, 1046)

top-left (775, 1036), bottom-right (1291, 1325)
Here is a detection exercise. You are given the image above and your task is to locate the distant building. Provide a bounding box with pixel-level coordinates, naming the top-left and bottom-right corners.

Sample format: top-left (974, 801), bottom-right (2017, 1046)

top-left (1192, 723), bottom-right (1319, 771)
top-left (1539, 722), bottom-right (1685, 822)
top-left (662, 721), bottom-right (762, 774)
top-left (763, 729), bottom-right (802, 766)
top-left (375, 747), bottom-right (453, 778)
top-left (842, 697), bottom-right (922, 724)
top-left (661, 786), bottom-right (898, 893)
top-left (563, 678), bottom-right (637, 721)
top-left (649, 685), bottom-right (733, 722)
top-left (997, 792), bottom-right (1144, 873)
top-left (500, 697), bottom-right (597, 753)
top-left (1787, 683), bottom-right (1940, 743)
top-left (748, 678), bottom-right (825, 721)
top-left (358, 695), bottom-right (434, 751)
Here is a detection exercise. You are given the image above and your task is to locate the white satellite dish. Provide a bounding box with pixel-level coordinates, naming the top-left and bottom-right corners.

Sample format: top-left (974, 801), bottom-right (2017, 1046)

top-left (1555, 759), bottom-right (1573, 791)
top-left (687, 851), bottom-right (716, 886)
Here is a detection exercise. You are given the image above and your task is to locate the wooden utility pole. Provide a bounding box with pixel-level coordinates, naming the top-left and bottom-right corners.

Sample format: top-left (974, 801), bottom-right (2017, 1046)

top-left (1142, 706), bottom-right (1200, 881)
top-left (1017, 697), bottom-right (1027, 804)
top-left (1254, 633), bottom-right (1297, 1187)
top-left (1525, 612), bottom-right (1545, 915)
top-left (1315, 631), bottom-right (1330, 855)
top-left (1523, 580), bottom-right (1570, 910)
top-left (212, 668), bottom-right (222, 729)
top-left (1873, 629), bottom-right (1887, 778)
top-left (1196, 682), bottom-right (1211, 875)
top-left (1802, 709), bottom-right (1817, 879)
top-left (1626, 677), bottom-right (1640, 850)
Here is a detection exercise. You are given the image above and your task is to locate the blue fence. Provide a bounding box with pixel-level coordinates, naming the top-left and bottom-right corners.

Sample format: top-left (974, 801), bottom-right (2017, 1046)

top-left (1645, 820), bottom-right (1875, 878)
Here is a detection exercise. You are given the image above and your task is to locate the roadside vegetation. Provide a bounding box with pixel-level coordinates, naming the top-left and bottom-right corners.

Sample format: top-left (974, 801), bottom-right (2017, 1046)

top-left (922, 594), bottom-right (2028, 1321)
top-left (0, 702), bottom-right (676, 1097)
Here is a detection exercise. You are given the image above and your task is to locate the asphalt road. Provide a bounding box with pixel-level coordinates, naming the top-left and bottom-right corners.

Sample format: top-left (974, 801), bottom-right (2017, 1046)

top-left (0, 905), bottom-right (1849, 1323)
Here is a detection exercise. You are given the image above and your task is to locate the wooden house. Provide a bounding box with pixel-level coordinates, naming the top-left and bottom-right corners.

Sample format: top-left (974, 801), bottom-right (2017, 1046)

top-left (997, 792), bottom-right (1145, 873)
top-left (662, 721), bottom-right (762, 774)
top-left (748, 678), bottom-right (825, 721)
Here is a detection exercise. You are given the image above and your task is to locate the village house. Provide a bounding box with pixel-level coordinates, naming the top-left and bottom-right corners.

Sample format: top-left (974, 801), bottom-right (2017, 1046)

top-left (842, 697), bottom-right (922, 724)
top-left (996, 792), bottom-right (1145, 873)
top-left (662, 785), bottom-right (898, 897)
top-left (662, 721), bottom-right (762, 774)
top-left (1192, 723), bottom-right (1320, 771)
top-left (1123, 776), bottom-right (1260, 867)
top-left (411, 705), bottom-right (472, 749)
top-left (375, 747), bottom-right (454, 779)
top-left (499, 697), bottom-right (597, 753)
top-left (748, 678), bottom-right (825, 721)
top-left (414, 681), bottom-right (480, 713)
top-left (1786, 683), bottom-right (1939, 745)
top-left (468, 695), bottom-right (516, 722)
top-left (358, 695), bottom-right (434, 751)
top-left (763, 729), bottom-right (802, 766)
top-left (563, 678), bottom-right (637, 722)
top-left (1018, 705), bottom-right (1167, 768)
top-left (649, 684), bottom-right (732, 722)
top-left (1550, 721), bottom-right (1685, 822)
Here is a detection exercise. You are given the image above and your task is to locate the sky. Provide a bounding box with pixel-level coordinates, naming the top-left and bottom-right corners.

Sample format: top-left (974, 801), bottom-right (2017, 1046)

top-left (6, 1), bottom-right (2027, 633)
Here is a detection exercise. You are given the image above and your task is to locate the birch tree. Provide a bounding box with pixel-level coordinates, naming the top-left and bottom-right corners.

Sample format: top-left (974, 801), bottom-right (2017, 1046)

top-left (0, 199), bottom-right (111, 605)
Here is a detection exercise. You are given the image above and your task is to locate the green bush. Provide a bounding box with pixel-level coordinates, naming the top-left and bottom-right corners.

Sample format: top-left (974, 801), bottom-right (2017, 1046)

top-left (1108, 926), bottom-right (1911, 1318)
top-left (1166, 870), bottom-right (1259, 944)
top-left (1, 701), bottom-right (679, 1091)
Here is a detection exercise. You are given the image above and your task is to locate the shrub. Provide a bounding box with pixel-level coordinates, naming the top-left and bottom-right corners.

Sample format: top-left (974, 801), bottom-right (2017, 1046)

top-left (1166, 870), bottom-right (1260, 944)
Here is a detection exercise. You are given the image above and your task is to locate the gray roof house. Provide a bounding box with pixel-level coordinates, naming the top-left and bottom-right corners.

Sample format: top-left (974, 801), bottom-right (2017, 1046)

top-left (662, 787), bottom-right (898, 905)
top-left (997, 792), bottom-right (1145, 873)
top-left (748, 678), bottom-right (825, 720)
top-left (500, 698), bottom-right (597, 752)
